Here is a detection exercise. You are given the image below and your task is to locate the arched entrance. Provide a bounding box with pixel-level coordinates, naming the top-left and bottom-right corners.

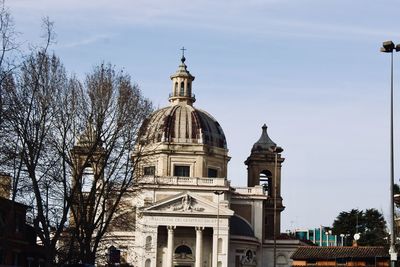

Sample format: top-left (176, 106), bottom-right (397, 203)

top-left (174, 245), bottom-right (194, 267)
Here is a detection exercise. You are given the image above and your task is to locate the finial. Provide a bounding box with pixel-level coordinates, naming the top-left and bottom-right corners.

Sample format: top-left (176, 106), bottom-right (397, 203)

top-left (180, 46), bottom-right (186, 63)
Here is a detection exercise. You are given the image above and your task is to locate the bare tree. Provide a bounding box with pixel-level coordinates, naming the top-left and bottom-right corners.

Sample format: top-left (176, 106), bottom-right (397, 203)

top-left (0, 45), bottom-right (82, 266)
top-left (65, 63), bottom-right (152, 265)
top-left (1, 59), bottom-right (152, 266)
top-left (0, 6), bottom-right (152, 264)
top-left (0, 0), bottom-right (19, 190)
top-left (0, 0), bottom-right (19, 125)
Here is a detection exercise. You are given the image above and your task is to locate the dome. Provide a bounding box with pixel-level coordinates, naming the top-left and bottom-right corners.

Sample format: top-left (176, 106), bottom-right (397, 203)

top-left (138, 53), bottom-right (227, 150)
top-left (139, 104), bottom-right (227, 149)
top-left (251, 124), bottom-right (277, 152)
top-left (229, 215), bottom-right (255, 237)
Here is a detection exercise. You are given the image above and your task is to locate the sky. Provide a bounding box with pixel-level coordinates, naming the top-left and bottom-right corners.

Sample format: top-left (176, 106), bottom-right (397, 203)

top-left (6, 0), bottom-right (400, 232)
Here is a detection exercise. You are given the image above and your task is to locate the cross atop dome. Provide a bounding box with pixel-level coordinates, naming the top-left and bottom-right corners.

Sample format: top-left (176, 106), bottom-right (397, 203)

top-left (181, 47), bottom-right (186, 63)
top-left (169, 48), bottom-right (196, 106)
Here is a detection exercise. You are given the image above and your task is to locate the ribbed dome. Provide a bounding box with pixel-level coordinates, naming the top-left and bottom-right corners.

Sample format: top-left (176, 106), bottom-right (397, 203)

top-left (139, 104), bottom-right (227, 149)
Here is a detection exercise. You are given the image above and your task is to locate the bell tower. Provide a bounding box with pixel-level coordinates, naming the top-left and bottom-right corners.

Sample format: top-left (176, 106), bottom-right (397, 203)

top-left (70, 121), bottom-right (105, 226)
top-left (245, 124), bottom-right (285, 239)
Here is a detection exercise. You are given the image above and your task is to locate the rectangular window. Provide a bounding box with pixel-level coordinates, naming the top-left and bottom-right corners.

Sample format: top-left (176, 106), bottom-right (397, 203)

top-left (174, 165), bottom-right (190, 177)
top-left (144, 166), bottom-right (155, 176)
top-left (208, 168), bottom-right (218, 178)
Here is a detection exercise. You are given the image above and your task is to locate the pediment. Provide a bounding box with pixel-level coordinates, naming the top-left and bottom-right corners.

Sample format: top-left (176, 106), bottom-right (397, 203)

top-left (142, 191), bottom-right (233, 216)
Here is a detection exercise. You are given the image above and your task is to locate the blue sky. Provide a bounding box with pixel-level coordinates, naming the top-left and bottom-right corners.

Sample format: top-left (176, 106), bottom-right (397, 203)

top-left (7, 0), bottom-right (400, 232)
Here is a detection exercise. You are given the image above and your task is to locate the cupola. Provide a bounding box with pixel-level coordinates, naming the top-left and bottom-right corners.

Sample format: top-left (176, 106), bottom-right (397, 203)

top-left (169, 48), bottom-right (196, 105)
top-left (251, 124), bottom-right (277, 153)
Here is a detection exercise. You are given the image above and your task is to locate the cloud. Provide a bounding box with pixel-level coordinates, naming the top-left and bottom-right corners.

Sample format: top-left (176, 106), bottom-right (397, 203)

top-left (56, 33), bottom-right (114, 49)
top-left (8, 0), bottom-right (400, 42)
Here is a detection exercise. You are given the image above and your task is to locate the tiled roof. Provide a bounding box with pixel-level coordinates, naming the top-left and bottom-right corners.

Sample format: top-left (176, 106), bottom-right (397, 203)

top-left (291, 246), bottom-right (389, 260)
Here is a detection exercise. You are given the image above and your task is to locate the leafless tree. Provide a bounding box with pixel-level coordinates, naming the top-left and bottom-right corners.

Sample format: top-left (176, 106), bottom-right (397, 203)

top-left (1, 54), bottom-right (151, 267)
top-left (0, 12), bottom-right (68, 267)
top-left (0, 0), bottom-right (19, 125)
top-left (64, 63), bottom-right (152, 265)
top-left (1, 45), bottom-right (81, 266)
top-left (2, 59), bottom-right (152, 264)
top-left (0, 6), bottom-right (152, 264)
top-left (0, 0), bottom-right (19, 191)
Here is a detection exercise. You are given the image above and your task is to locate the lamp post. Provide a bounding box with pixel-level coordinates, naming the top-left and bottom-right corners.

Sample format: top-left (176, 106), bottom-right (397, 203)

top-left (381, 40), bottom-right (400, 267)
top-left (325, 230), bottom-right (332, 247)
top-left (269, 145), bottom-right (283, 267)
top-left (214, 190), bottom-right (224, 266)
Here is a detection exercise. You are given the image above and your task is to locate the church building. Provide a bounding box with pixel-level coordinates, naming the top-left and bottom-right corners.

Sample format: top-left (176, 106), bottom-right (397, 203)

top-left (101, 54), bottom-right (301, 267)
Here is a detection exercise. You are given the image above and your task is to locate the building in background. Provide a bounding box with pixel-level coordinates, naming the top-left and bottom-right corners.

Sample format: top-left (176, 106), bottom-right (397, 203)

top-left (0, 173), bottom-right (46, 266)
top-left (294, 226), bottom-right (341, 247)
top-left (291, 246), bottom-right (389, 267)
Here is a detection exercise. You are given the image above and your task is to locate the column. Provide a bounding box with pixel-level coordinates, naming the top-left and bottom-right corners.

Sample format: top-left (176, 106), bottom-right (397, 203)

top-left (166, 226), bottom-right (175, 267)
top-left (195, 227), bottom-right (204, 267)
top-left (212, 227), bottom-right (218, 267)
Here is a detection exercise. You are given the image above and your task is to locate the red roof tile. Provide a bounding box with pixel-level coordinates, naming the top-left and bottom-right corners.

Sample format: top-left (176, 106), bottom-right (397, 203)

top-left (291, 246), bottom-right (389, 260)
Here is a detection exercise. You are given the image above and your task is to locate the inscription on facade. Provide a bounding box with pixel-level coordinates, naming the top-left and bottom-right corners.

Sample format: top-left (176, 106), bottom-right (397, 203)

top-left (144, 216), bottom-right (228, 227)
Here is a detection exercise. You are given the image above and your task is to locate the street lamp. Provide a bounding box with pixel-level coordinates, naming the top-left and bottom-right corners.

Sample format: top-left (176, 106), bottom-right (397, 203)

top-left (340, 234), bottom-right (344, 246)
top-left (325, 230), bottom-right (332, 247)
top-left (269, 145), bottom-right (283, 267)
top-left (380, 40), bottom-right (400, 267)
top-left (214, 190), bottom-right (224, 266)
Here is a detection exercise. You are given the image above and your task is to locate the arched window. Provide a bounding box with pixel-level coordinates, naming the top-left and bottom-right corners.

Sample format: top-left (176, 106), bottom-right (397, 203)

top-left (180, 82), bottom-right (185, 96)
top-left (174, 82), bottom-right (178, 96)
top-left (145, 259), bottom-right (151, 267)
top-left (82, 167), bottom-right (94, 192)
top-left (145, 236), bottom-right (152, 250)
top-left (175, 245), bottom-right (192, 255)
top-left (259, 169), bottom-right (272, 195)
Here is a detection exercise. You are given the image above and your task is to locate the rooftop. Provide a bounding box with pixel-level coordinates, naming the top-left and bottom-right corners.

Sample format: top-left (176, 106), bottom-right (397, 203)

top-left (291, 246), bottom-right (389, 260)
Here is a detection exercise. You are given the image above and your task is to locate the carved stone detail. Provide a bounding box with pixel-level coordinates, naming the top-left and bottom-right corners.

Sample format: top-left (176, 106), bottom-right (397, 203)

top-left (163, 194), bottom-right (205, 212)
